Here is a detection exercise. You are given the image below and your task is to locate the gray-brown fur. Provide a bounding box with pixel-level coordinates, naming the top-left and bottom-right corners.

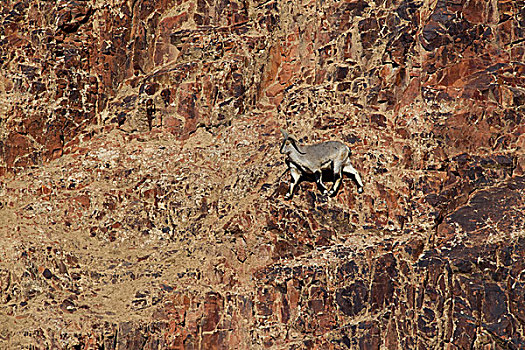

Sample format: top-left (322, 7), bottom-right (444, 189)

top-left (280, 129), bottom-right (364, 199)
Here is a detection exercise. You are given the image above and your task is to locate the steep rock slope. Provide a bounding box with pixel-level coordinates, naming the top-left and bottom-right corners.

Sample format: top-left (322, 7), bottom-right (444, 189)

top-left (1, 0), bottom-right (524, 348)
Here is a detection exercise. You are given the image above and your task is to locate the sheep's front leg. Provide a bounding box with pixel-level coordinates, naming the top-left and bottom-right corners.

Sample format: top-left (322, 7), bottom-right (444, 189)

top-left (315, 171), bottom-right (329, 195)
top-left (343, 163), bottom-right (364, 193)
top-left (285, 165), bottom-right (301, 199)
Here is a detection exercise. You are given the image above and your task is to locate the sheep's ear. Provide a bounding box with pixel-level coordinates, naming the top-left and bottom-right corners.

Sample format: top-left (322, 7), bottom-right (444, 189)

top-left (280, 129), bottom-right (289, 139)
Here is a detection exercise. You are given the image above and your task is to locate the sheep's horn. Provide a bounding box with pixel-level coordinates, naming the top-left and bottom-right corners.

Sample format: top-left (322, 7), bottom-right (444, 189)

top-left (290, 138), bottom-right (306, 154)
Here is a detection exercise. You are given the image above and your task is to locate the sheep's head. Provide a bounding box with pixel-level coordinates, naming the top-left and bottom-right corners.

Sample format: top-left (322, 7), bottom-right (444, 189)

top-left (280, 129), bottom-right (304, 155)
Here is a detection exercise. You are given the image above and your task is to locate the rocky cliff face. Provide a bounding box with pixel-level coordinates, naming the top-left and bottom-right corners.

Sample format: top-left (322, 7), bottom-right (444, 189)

top-left (1, 0), bottom-right (524, 348)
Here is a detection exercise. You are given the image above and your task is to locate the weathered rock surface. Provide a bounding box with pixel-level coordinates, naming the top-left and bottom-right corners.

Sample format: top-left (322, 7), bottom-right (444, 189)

top-left (0, 0), bottom-right (524, 348)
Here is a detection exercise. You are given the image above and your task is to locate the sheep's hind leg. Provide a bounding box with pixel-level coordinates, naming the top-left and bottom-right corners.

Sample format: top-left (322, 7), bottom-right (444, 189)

top-left (285, 166), bottom-right (301, 199)
top-left (343, 163), bottom-right (364, 193)
top-left (328, 162), bottom-right (344, 197)
top-left (315, 171), bottom-right (329, 195)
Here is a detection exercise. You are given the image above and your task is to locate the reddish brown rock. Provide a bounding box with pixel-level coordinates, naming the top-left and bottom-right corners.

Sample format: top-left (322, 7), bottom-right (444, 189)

top-left (1, 0), bottom-right (524, 348)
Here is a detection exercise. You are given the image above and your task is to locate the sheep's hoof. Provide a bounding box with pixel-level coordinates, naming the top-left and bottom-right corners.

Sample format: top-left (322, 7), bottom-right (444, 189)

top-left (357, 187), bottom-right (363, 194)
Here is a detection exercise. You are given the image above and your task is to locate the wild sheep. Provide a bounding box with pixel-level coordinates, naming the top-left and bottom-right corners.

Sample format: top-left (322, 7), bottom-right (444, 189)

top-left (280, 129), bottom-right (364, 199)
